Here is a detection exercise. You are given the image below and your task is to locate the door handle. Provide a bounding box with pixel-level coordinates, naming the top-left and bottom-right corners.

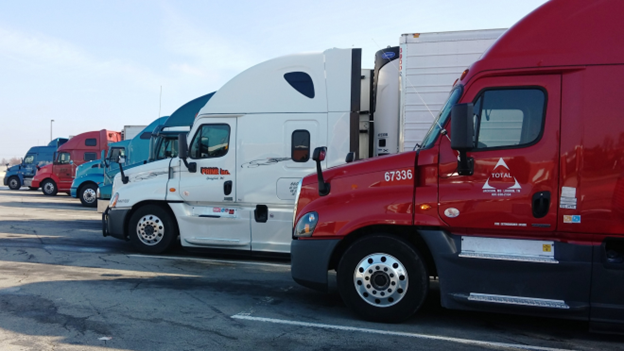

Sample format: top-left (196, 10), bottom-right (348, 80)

top-left (224, 180), bottom-right (232, 195)
top-left (532, 191), bottom-right (551, 218)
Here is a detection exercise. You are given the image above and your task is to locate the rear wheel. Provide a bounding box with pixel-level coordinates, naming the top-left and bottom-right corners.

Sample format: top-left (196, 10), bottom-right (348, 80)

top-left (8, 176), bottom-right (20, 190)
top-left (41, 179), bottom-right (58, 196)
top-left (337, 234), bottom-right (429, 323)
top-left (128, 205), bottom-right (178, 254)
top-left (79, 183), bottom-right (98, 207)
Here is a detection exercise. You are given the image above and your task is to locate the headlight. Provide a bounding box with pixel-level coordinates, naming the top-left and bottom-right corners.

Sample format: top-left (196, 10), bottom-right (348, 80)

top-left (292, 179), bottom-right (303, 227)
top-left (294, 212), bottom-right (318, 238)
top-left (109, 193), bottom-right (119, 208)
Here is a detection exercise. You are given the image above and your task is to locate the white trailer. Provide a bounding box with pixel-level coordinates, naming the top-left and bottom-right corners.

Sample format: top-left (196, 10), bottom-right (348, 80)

top-left (396, 29), bottom-right (506, 152)
top-left (121, 125), bottom-right (147, 141)
top-left (103, 48), bottom-right (364, 254)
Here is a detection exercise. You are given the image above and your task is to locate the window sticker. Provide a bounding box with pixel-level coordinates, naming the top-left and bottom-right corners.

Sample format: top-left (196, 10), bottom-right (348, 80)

top-left (482, 158), bottom-right (521, 197)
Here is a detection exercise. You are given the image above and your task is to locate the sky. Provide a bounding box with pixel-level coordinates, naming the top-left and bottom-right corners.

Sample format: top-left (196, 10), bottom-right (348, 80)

top-left (0, 0), bottom-right (548, 160)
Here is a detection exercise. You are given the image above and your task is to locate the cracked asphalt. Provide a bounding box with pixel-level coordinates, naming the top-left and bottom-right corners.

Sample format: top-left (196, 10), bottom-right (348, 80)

top-left (0, 187), bottom-right (622, 350)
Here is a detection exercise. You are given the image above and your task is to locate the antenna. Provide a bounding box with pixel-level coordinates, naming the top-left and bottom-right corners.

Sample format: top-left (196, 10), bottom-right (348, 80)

top-left (159, 86), bottom-right (162, 117)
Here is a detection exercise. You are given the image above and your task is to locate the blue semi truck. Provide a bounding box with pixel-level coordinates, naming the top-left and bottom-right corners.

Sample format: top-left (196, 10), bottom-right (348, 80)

top-left (70, 118), bottom-right (167, 207)
top-left (3, 138), bottom-right (69, 190)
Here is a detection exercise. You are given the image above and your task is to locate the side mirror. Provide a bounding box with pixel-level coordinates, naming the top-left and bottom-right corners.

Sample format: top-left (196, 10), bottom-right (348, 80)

top-left (312, 146), bottom-right (330, 196)
top-left (345, 152), bottom-right (356, 163)
top-left (450, 103), bottom-right (475, 176)
top-left (100, 150), bottom-right (105, 160)
top-left (70, 160), bottom-right (74, 165)
top-left (178, 133), bottom-right (189, 159)
top-left (178, 133), bottom-right (196, 173)
top-left (117, 156), bottom-right (126, 164)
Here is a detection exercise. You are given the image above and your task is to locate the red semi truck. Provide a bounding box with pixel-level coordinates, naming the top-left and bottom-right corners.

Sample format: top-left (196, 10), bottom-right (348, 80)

top-left (32, 130), bottom-right (121, 196)
top-left (291, 0), bottom-right (624, 333)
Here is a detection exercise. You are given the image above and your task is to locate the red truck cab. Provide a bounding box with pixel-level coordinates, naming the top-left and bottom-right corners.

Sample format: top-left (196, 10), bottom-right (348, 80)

top-left (32, 130), bottom-right (121, 196)
top-left (291, 0), bottom-right (624, 333)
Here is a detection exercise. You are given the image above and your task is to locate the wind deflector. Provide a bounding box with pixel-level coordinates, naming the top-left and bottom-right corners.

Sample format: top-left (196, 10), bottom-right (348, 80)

top-left (165, 92), bottom-right (216, 127)
top-left (284, 72), bottom-right (315, 98)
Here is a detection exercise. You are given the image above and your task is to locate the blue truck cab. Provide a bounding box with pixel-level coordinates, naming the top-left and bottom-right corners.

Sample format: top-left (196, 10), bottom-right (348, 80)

top-left (3, 138), bottom-right (68, 190)
top-left (71, 118), bottom-right (167, 207)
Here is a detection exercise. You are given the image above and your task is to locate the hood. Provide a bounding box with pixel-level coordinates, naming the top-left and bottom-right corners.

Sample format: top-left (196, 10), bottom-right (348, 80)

top-left (7, 164), bottom-right (21, 172)
top-left (75, 160), bottom-right (102, 179)
top-left (304, 151), bottom-right (418, 187)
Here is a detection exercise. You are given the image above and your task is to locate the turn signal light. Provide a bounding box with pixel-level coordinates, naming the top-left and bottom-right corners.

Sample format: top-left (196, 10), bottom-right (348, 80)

top-left (420, 204), bottom-right (431, 211)
top-left (169, 188), bottom-right (176, 192)
top-left (460, 69), bottom-right (469, 81)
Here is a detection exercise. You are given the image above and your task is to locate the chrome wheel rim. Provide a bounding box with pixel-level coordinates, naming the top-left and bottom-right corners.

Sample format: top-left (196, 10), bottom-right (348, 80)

top-left (44, 182), bottom-right (55, 194)
top-left (9, 178), bottom-right (18, 189)
top-left (353, 253), bottom-right (408, 308)
top-left (82, 188), bottom-right (96, 204)
top-left (136, 214), bottom-right (165, 246)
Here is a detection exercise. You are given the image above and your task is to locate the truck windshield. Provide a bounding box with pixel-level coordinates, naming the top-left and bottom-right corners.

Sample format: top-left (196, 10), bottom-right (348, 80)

top-left (419, 86), bottom-right (464, 150)
top-left (24, 155), bottom-right (35, 164)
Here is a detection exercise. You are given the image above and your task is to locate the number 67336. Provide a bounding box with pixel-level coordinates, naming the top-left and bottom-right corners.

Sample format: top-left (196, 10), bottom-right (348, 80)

top-left (384, 169), bottom-right (413, 182)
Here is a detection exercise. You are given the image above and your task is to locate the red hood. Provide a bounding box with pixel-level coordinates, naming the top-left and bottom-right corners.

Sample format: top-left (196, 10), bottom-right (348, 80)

top-left (303, 151), bottom-right (418, 187)
top-left (33, 164), bottom-right (53, 180)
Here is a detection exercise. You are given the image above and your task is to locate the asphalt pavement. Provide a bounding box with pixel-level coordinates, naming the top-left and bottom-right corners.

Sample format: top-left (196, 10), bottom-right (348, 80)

top-left (0, 187), bottom-right (622, 351)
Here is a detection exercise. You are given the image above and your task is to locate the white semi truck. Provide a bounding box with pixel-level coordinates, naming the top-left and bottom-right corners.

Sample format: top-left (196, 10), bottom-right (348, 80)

top-left (103, 48), bottom-right (364, 254)
top-left (102, 29), bottom-right (506, 255)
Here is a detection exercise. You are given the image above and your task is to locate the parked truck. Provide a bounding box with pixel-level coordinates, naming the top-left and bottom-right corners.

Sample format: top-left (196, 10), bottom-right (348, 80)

top-left (31, 130), bottom-right (121, 196)
top-left (291, 0), bottom-right (624, 333)
top-left (103, 48), bottom-right (365, 254)
top-left (70, 119), bottom-right (165, 207)
top-left (94, 93), bottom-right (216, 212)
top-left (3, 138), bottom-right (68, 190)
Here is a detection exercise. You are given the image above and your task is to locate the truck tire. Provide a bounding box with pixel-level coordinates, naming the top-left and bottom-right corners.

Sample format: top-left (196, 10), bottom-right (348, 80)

top-left (127, 205), bottom-right (178, 254)
top-left (41, 179), bottom-right (58, 196)
top-left (337, 234), bottom-right (429, 323)
top-left (79, 183), bottom-right (98, 208)
top-left (8, 176), bottom-right (21, 190)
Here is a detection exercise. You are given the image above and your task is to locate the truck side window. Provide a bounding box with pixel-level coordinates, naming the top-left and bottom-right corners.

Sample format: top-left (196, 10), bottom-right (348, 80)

top-left (190, 124), bottom-right (230, 159)
top-left (57, 152), bottom-right (71, 164)
top-left (292, 130), bottom-right (310, 162)
top-left (109, 147), bottom-right (126, 161)
top-left (24, 155), bottom-right (35, 164)
top-left (284, 72), bottom-right (315, 99)
top-left (473, 88), bottom-right (545, 149)
top-left (85, 138), bottom-right (97, 146)
top-left (84, 152), bottom-right (97, 161)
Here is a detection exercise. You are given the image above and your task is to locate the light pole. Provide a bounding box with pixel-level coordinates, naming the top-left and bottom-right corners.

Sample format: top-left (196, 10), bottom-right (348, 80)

top-left (50, 119), bottom-right (55, 141)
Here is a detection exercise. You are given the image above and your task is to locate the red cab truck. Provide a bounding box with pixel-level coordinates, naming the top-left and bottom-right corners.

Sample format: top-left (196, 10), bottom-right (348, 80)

top-left (32, 130), bottom-right (121, 196)
top-left (291, 0), bottom-right (624, 333)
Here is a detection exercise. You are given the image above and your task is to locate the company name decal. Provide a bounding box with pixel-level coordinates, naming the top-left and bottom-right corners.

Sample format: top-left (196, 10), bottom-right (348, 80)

top-left (201, 167), bottom-right (231, 175)
top-left (483, 158), bottom-right (521, 197)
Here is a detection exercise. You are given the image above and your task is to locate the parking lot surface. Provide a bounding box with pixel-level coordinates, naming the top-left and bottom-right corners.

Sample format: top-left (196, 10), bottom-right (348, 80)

top-left (0, 187), bottom-right (622, 350)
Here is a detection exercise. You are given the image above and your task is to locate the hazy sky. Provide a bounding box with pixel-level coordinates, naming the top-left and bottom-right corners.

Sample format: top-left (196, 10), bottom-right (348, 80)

top-left (0, 0), bottom-right (548, 159)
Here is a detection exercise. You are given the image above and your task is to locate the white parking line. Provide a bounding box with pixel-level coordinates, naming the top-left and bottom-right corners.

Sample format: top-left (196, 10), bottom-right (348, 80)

top-left (128, 254), bottom-right (290, 268)
top-left (231, 314), bottom-right (575, 351)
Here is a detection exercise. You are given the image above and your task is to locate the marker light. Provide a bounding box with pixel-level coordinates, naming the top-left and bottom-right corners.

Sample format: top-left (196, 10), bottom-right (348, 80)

top-left (294, 212), bottom-right (318, 238)
top-left (420, 204), bottom-right (431, 211)
top-left (460, 69), bottom-right (469, 81)
top-left (109, 193), bottom-right (119, 208)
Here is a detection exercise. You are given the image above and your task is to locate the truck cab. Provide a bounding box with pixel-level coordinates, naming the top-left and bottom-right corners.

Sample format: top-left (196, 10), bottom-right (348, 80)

top-left (32, 130), bottom-right (121, 196)
top-left (291, 0), bottom-right (624, 333)
top-left (3, 138), bottom-right (68, 190)
top-left (71, 119), bottom-right (166, 207)
top-left (103, 48), bottom-right (364, 255)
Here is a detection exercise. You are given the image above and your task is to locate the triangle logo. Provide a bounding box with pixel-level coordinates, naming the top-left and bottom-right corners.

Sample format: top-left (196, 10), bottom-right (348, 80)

top-left (482, 158), bottom-right (522, 196)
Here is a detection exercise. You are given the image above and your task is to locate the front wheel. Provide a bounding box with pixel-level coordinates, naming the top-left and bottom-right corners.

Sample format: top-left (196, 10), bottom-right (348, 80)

top-left (337, 234), bottom-right (429, 323)
top-left (79, 184), bottom-right (98, 207)
top-left (127, 205), bottom-right (178, 254)
top-left (41, 179), bottom-right (58, 196)
top-left (8, 176), bottom-right (21, 190)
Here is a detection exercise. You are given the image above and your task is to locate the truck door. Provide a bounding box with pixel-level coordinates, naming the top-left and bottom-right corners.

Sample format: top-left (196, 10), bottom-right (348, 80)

top-left (54, 151), bottom-right (73, 189)
top-left (437, 75), bottom-right (590, 316)
top-left (176, 118), bottom-right (249, 250)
